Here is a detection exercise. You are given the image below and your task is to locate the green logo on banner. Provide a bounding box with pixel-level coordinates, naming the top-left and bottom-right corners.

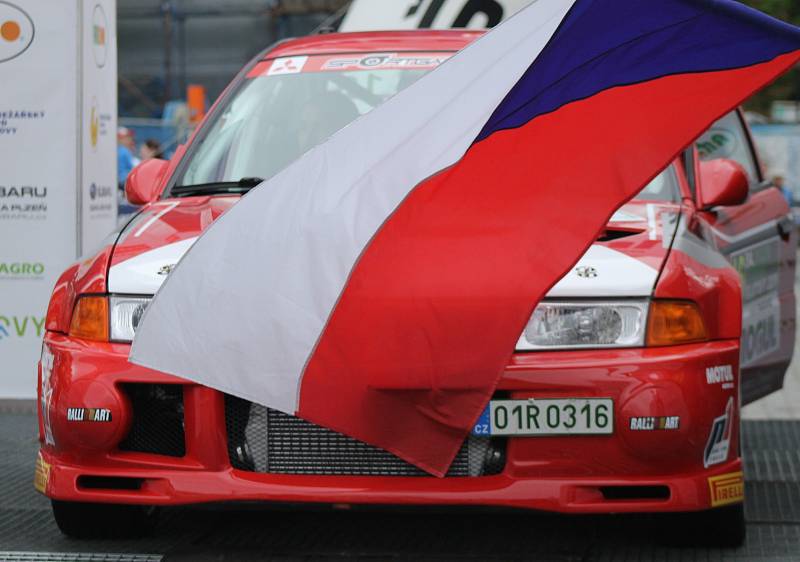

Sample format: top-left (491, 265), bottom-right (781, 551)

top-left (0, 315), bottom-right (45, 341)
top-left (0, 262), bottom-right (44, 279)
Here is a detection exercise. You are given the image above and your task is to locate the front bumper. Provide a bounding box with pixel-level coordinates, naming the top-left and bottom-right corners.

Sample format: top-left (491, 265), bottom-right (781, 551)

top-left (36, 332), bottom-right (743, 514)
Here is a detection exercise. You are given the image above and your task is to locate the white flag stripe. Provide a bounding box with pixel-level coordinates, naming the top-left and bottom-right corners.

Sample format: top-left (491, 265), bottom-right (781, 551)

top-left (130, 0), bottom-right (576, 413)
top-left (108, 237), bottom-right (198, 294)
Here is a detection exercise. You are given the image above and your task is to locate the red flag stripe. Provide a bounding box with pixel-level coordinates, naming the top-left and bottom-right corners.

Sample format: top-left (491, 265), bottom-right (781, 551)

top-left (297, 52), bottom-right (800, 476)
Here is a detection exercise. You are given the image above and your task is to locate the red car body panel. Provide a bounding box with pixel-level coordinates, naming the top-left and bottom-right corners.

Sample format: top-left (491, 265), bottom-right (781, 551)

top-left (35, 30), bottom-right (794, 515)
top-left (38, 332), bottom-right (740, 513)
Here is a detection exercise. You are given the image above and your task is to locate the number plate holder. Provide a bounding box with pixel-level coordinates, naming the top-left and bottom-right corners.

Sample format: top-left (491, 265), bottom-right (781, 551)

top-left (472, 398), bottom-right (614, 436)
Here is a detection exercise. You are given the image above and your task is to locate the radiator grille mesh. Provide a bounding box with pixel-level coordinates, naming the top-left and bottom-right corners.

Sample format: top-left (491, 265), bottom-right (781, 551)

top-left (119, 384), bottom-right (185, 457)
top-left (225, 396), bottom-right (504, 477)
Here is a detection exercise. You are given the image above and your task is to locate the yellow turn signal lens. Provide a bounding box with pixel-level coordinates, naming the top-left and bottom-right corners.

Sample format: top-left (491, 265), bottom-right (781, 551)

top-left (69, 296), bottom-right (109, 341)
top-left (646, 300), bottom-right (707, 346)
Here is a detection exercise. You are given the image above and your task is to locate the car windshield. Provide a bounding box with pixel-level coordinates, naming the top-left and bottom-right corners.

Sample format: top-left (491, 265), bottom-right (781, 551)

top-left (172, 51), bottom-right (678, 202)
top-left (173, 52), bottom-right (449, 190)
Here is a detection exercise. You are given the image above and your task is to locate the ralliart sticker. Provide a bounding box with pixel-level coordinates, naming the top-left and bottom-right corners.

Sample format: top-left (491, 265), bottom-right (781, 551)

top-left (66, 407), bottom-right (112, 422)
top-left (629, 416), bottom-right (680, 431)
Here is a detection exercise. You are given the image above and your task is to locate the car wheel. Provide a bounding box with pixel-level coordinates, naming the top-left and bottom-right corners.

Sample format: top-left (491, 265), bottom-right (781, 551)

top-left (51, 500), bottom-right (159, 538)
top-left (659, 503), bottom-right (746, 547)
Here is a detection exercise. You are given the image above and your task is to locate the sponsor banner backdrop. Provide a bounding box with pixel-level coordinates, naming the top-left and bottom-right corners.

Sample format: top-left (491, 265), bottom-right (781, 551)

top-left (340, 0), bottom-right (532, 31)
top-left (0, 1), bottom-right (117, 398)
top-left (0, 1), bottom-right (77, 398)
top-left (81, 0), bottom-right (117, 252)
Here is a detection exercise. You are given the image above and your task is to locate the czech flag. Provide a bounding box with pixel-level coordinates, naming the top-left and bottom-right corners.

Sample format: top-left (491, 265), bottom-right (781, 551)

top-left (132, 0), bottom-right (800, 476)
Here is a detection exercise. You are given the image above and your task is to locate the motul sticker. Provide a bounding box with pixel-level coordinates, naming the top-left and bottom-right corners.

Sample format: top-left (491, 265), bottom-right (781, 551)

top-left (704, 397), bottom-right (734, 468)
top-left (708, 471), bottom-right (744, 507)
top-left (706, 364), bottom-right (735, 389)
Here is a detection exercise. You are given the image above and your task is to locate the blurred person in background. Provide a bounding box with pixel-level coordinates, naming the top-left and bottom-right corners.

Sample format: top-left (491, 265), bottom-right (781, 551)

top-left (774, 175), bottom-right (794, 206)
top-left (140, 138), bottom-right (164, 161)
top-left (118, 127), bottom-right (140, 191)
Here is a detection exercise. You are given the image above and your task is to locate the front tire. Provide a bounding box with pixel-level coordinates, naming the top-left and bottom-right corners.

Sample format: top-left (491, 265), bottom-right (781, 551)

top-left (660, 503), bottom-right (746, 547)
top-left (51, 500), bottom-right (159, 539)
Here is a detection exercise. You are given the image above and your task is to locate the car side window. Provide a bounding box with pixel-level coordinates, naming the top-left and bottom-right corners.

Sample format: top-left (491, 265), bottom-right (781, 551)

top-left (696, 112), bottom-right (759, 187)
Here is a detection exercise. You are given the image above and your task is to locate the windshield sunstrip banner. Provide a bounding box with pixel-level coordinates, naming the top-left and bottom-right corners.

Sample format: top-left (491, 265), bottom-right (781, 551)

top-left (246, 52), bottom-right (453, 78)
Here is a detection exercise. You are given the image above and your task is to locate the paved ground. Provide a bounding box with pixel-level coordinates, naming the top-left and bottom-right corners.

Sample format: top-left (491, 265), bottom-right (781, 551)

top-left (0, 412), bottom-right (799, 561)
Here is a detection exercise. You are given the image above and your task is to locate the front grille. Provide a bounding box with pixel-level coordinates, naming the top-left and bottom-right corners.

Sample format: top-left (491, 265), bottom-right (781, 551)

top-left (118, 383), bottom-right (185, 457)
top-left (225, 395), bottom-right (505, 477)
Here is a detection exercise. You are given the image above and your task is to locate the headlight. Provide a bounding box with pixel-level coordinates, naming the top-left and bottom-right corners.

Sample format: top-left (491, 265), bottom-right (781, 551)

top-left (109, 296), bottom-right (151, 342)
top-left (516, 300), bottom-right (648, 350)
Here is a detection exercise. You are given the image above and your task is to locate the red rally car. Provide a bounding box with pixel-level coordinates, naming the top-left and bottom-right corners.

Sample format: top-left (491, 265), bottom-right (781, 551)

top-left (35, 31), bottom-right (796, 544)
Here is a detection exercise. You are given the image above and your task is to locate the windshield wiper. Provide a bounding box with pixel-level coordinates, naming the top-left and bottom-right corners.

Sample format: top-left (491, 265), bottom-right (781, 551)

top-left (172, 177), bottom-right (264, 197)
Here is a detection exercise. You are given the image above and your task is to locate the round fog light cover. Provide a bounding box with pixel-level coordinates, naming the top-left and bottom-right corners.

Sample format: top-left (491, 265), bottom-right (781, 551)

top-left (53, 379), bottom-right (130, 452)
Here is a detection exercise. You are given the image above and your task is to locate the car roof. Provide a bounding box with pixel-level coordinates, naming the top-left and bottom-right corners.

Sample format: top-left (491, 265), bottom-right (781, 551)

top-left (263, 30), bottom-right (484, 59)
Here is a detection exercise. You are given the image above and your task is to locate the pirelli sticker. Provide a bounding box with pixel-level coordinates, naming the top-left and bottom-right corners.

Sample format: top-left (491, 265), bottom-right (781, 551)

top-left (34, 453), bottom-right (51, 494)
top-left (708, 471), bottom-right (744, 507)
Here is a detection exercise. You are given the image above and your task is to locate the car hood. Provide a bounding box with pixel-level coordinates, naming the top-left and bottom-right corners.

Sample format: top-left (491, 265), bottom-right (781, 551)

top-left (108, 197), bottom-right (680, 298)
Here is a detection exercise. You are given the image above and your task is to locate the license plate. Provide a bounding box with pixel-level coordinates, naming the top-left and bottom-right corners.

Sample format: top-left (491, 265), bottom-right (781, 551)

top-left (472, 398), bottom-right (614, 436)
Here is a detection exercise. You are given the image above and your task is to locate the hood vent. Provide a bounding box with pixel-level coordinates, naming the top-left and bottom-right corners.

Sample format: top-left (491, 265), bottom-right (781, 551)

top-left (597, 228), bottom-right (643, 242)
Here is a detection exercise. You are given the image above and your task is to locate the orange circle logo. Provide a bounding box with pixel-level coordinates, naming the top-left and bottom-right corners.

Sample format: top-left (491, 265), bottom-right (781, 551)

top-left (0, 20), bottom-right (19, 41)
top-left (0, 2), bottom-right (33, 63)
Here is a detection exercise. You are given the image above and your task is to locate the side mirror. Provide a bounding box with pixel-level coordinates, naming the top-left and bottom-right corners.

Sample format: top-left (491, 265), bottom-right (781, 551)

top-left (125, 158), bottom-right (169, 205)
top-left (697, 158), bottom-right (749, 210)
